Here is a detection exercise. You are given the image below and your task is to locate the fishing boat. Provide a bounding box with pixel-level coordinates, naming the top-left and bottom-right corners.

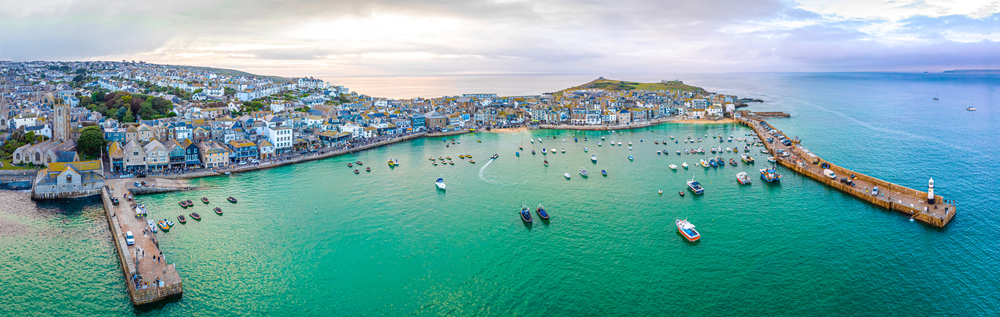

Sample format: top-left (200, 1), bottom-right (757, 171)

top-left (760, 167), bottom-right (781, 182)
top-left (354, 169), bottom-right (360, 174)
top-left (201, 197), bottom-right (209, 204)
top-left (366, 167), bottom-right (371, 172)
top-left (190, 212), bottom-right (201, 220)
top-left (741, 154), bottom-right (754, 163)
top-left (591, 155), bottom-right (598, 163)
top-left (709, 159), bottom-right (717, 167)
top-left (356, 161), bottom-right (363, 165)
top-left (564, 173), bottom-right (571, 179)
top-left (601, 170), bottom-right (607, 176)
top-left (435, 178), bottom-right (446, 190)
top-left (227, 196), bottom-right (237, 203)
top-left (214, 207), bottom-right (223, 214)
top-left (520, 205), bottom-right (532, 223)
top-left (676, 219), bottom-right (701, 242)
top-left (178, 214), bottom-right (187, 224)
top-left (687, 178), bottom-right (705, 194)
top-left (347, 162), bottom-right (353, 167)
top-left (730, 158), bottom-right (738, 166)
top-left (628, 155), bottom-right (634, 161)
top-left (767, 156), bottom-right (776, 163)
top-left (544, 160), bottom-right (549, 166)
top-left (580, 170), bottom-right (589, 177)
top-left (737, 171), bottom-right (752, 185)
top-left (536, 205), bottom-right (549, 220)
top-left (682, 162), bottom-right (689, 169)
top-left (669, 164), bottom-right (677, 170)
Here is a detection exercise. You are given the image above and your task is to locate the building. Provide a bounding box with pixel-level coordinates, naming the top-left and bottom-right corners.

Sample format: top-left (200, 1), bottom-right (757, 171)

top-left (266, 126), bottom-right (293, 153)
top-left (227, 139), bottom-right (259, 162)
top-left (107, 141), bottom-right (125, 173)
top-left (197, 140), bottom-right (229, 168)
top-left (424, 111), bottom-right (448, 130)
top-left (123, 140), bottom-right (147, 172)
top-left (31, 160), bottom-right (105, 200)
top-left (143, 140), bottom-right (169, 171)
top-left (52, 102), bottom-right (70, 142)
top-left (181, 138), bottom-right (201, 167)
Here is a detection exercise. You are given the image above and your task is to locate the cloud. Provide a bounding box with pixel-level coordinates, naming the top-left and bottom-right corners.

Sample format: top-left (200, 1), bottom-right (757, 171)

top-left (0, 0), bottom-right (998, 75)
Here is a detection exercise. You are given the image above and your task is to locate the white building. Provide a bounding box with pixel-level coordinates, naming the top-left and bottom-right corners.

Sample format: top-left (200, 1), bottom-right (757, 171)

top-left (265, 126), bottom-right (293, 153)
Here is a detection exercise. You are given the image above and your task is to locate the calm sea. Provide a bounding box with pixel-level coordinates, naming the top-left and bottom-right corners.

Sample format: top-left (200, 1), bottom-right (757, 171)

top-left (1, 73), bottom-right (997, 316)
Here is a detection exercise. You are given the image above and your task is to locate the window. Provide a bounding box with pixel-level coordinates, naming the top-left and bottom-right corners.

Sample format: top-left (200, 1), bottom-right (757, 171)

top-left (66, 174), bottom-right (72, 183)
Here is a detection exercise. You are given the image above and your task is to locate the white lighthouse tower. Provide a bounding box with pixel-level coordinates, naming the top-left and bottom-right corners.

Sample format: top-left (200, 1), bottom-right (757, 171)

top-left (927, 178), bottom-right (935, 204)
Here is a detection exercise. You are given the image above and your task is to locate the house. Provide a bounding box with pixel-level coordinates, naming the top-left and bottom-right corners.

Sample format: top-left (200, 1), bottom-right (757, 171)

top-left (108, 141), bottom-right (125, 173)
top-left (123, 140), bottom-right (147, 172)
top-left (265, 126), bottom-right (293, 153)
top-left (424, 111), bottom-right (447, 129)
top-left (136, 124), bottom-right (155, 143)
top-left (197, 140), bottom-right (229, 168)
top-left (23, 125), bottom-right (52, 139)
top-left (258, 140), bottom-right (275, 159)
top-left (104, 127), bottom-right (127, 144)
top-left (181, 138), bottom-right (201, 167)
top-left (227, 139), bottom-right (259, 162)
top-left (143, 140), bottom-right (169, 171)
top-left (165, 139), bottom-right (185, 169)
top-left (617, 109), bottom-right (631, 125)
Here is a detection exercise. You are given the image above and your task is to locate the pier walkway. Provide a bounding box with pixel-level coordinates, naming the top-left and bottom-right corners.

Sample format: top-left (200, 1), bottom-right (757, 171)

top-left (736, 111), bottom-right (955, 228)
top-left (100, 178), bottom-right (184, 305)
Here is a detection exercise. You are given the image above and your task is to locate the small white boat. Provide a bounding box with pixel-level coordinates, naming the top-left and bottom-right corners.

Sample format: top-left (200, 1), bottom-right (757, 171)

top-left (147, 220), bottom-right (157, 233)
top-left (435, 178), bottom-right (446, 190)
top-left (598, 142), bottom-right (602, 146)
top-left (669, 164), bottom-right (677, 170)
top-left (657, 150), bottom-right (662, 155)
top-left (682, 162), bottom-right (689, 169)
top-left (584, 148), bottom-right (589, 152)
top-left (617, 141), bottom-right (622, 145)
top-left (562, 139), bottom-right (566, 142)
top-left (561, 148), bottom-right (565, 153)
top-left (591, 155), bottom-right (598, 163)
top-left (564, 173), bottom-right (571, 179)
top-left (628, 146), bottom-right (632, 150)
top-left (551, 148), bottom-right (557, 154)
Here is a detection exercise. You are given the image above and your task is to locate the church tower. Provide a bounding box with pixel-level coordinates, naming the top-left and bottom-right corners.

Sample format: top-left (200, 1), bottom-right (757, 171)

top-left (53, 100), bottom-right (70, 142)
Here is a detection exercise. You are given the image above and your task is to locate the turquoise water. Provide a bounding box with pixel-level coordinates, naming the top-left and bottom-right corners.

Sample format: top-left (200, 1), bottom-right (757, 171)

top-left (2, 73), bottom-right (998, 315)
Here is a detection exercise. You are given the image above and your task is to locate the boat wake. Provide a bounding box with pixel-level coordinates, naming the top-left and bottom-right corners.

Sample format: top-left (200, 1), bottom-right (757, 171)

top-left (477, 158), bottom-right (523, 186)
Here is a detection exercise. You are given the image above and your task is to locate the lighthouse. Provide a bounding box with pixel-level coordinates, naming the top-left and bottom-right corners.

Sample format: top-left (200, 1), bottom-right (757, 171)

top-left (927, 178), bottom-right (935, 204)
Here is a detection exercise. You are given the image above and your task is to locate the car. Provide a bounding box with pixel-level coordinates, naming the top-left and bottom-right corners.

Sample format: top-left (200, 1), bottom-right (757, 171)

top-left (125, 231), bottom-right (135, 246)
top-left (872, 186), bottom-right (879, 196)
top-left (239, 161), bottom-right (247, 165)
top-left (134, 182), bottom-right (142, 188)
top-left (250, 159), bottom-right (259, 164)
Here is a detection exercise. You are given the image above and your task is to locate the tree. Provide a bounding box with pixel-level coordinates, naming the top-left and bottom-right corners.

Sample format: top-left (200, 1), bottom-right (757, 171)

top-left (77, 126), bottom-right (107, 158)
top-left (92, 91), bottom-right (106, 103)
top-left (115, 107), bottom-right (127, 120)
top-left (79, 96), bottom-right (94, 108)
top-left (123, 109), bottom-right (135, 123)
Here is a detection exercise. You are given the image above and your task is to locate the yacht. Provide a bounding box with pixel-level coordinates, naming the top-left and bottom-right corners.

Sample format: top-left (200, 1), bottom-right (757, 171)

top-left (435, 178), bottom-right (446, 190)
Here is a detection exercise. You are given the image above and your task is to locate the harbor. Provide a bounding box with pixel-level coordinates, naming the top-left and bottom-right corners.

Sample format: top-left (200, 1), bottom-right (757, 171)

top-left (736, 111), bottom-right (956, 228)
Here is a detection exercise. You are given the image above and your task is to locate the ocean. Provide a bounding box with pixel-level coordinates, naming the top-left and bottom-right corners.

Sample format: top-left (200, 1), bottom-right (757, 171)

top-left (1, 73), bottom-right (997, 316)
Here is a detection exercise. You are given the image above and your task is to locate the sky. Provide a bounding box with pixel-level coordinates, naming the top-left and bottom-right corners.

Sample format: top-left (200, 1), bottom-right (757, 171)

top-left (1, 0), bottom-right (998, 77)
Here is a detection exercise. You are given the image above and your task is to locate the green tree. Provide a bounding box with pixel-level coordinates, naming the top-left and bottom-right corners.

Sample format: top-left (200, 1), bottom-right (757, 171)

top-left (92, 91), bottom-right (106, 103)
top-left (24, 131), bottom-right (35, 144)
top-left (123, 109), bottom-right (135, 123)
top-left (79, 96), bottom-right (94, 108)
top-left (139, 102), bottom-right (156, 118)
top-left (115, 107), bottom-right (127, 120)
top-left (77, 126), bottom-right (107, 158)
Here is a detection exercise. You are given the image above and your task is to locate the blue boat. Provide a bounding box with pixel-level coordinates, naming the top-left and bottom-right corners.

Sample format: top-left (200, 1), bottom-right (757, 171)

top-left (709, 159), bottom-right (718, 167)
top-left (601, 170), bottom-right (607, 176)
top-left (520, 205), bottom-right (532, 223)
top-left (536, 205), bottom-right (549, 220)
top-left (574, 138), bottom-right (578, 142)
top-left (628, 155), bottom-right (634, 161)
top-left (687, 178), bottom-right (705, 194)
top-left (760, 167), bottom-right (782, 182)
top-left (515, 151), bottom-right (520, 157)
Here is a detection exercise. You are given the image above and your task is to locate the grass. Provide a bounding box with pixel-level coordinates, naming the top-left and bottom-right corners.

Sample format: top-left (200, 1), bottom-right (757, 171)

top-left (554, 78), bottom-right (706, 97)
top-left (1, 159), bottom-right (36, 170)
top-left (172, 65), bottom-right (290, 83)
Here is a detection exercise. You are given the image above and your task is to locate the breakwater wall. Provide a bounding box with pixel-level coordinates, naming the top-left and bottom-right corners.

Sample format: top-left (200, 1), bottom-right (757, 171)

top-left (538, 118), bottom-right (677, 131)
top-left (754, 112), bottom-right (791, 118)
top-left (737, 112), bottom-right (955, 228)
top-left (0, 170), bottom-right (38, 190)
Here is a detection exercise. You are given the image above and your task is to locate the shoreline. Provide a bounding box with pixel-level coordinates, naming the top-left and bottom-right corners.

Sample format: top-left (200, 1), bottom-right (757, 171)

top-left (537, 117), bottom-right (735, 131)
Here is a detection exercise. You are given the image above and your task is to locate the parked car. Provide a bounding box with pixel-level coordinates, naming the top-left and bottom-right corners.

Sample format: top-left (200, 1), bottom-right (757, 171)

top-left (872, 186), bottom-right (879, 196)
top-left (238, 161), bottom-right (247, 165)
top-left (125, 231), bottom-right (135, 245)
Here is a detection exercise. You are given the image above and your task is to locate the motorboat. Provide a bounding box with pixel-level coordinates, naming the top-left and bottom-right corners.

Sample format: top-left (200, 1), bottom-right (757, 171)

top-left (366, 167), bottom-right (371, 172)
top-left (678, 191), bottom-right (685, 197)
top-left (628, 146), bottom-right (632, 150)
top-left (469, 159), bottom-right (476, 163)
top-left (445, 156), bottom-right (452, 160)
top-left (542, 148), bottom-right (547, 154)
top-left (687, 178), bottom-right (705, 194)
top-left (520, 205), bottom-right (532, 223)
top-left (682, 162), bottom-right (689, 169)
top-left (201, 197), bottom-right (209, 204)
top-left (598, 142), bottom-right (602, 146)
top-left (676, 219), bottom-right (701, 242)
top-left (737, 171), bottom-right (752, 185)
top-left (347, 162), bottom-right (353, 167)
top-left (658, 189), bottom-right (663, 195)
top-left (669, 164), bottom-right (677, 170)
top-left (147, 220), bottom-right (157, 233)
top-left (516, 152), bottom-right (520, 157)
top-left (760, 167), bottom-right (782, 182)
top-left (561, 148), bottom-right (566, 153)
top-left (709, 159), bottom-right (718, 167)
top-left (700, 159), bottom-right (709, 167)
top-left (617, 141), bottom-right (622, 145)
top-left (435, 178), bottom-right (446, 190)
top-left (730, 158), bottom-right (738, 166)
top-left (627, 141), bottom-right (632, 146)
top-left (657, 150), bottom-right (662, 155)
top-left (491, 154), bottom-right (499, 160)
top-left (584, 148), bottom-right (589, 152)
top-left (354, 169), bottom-right (360, 174)
top-left (536, 205), bottom-right (549, 220)
top-left (356, 161), bottom-right (363, 165)
top-left (564, 173), bottom-right (571, 179)
top-left (741, 154), bottom-right (754, 164)
top-left (767, 157), bottom-right (776, 163)
top-left (676, 150), bottom-right (681, 155)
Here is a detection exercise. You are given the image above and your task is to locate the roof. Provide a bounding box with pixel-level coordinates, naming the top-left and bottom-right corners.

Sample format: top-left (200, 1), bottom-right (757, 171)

top-left (46, 160), bottom-right (101, 174)
top-left (108, 142), bottom-right (124, 158)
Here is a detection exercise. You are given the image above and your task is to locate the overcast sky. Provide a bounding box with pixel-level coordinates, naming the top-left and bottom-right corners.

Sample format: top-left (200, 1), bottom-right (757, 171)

top-left (1, 0), bottom-right (998, 77)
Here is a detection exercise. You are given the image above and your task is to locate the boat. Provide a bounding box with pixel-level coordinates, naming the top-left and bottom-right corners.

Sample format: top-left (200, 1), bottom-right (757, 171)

top-left (491, 154), bottom-right (499, 160)
top-left (544, 160), bottom-right (549, 166)
top-left (584, 148), bottom-right (589, 152)
top-left (520, 205), bottom-right (532, 223)
top-left (687, 178), bottom-right (705, 194)
top-left (657, 150), bottom-right (662, 155)
top-left (658, 189), bottom-right (663, 195)
top-left (967, 106), bottom-right (977, 111)
top-left (601, 170), bottom-right (607, 176)
top-left (767, 156), bottom-right (776, 163)
top-left (459, 154), bottom-right (465, 159)
top-left (428, 157), bottom-right (435, 161)
top-left (432, 161), bottom-right (438, 166)
top-left (469, 159), bottom-right (476, 163)
top-left (354, 169), bottom-right (360, 174)
top-left (532, 149), bottom-right (536, 155)
top-left (575, 138), bottom-right (578, 142)
top-left (190, 212), bottom-right (201, 220)
top-left (760, 167), bottom-right (782, 182)
top-left (678, 191), bottom-right (685, 197)
top-left (366, 167), bottom-right (371, 172)
top-left (477, 139), bottom-right (482, 143)
top-left (700, 159), bottom-right (709, 167)
top-left (580, 170), bottom-right (589, 177)
top-left (670, 135), bottom-right (674, 139)
top-left (591, 155), bottom-right (598, 163)
top-left (515, 152), bottom-right (520, 157)
top-left (682, 162), bottom-right (689, 169)
top-left (628, 146), bottom-right (632, 150)
top-left (627, 141), bottom-right (632, 146)
top-left (387, 159), bottom-right (396, 167)
top-left (542, 148), bottom-right (547, 154)
top-left (466, 154), bottom-right (472, 158)
top-left (435, 178), bottom-right (446, 190)
top-left (449, 161), bottom-right (454, 165)
top-left (617, 141), bottom-right (622, 145)
top-left (356, 161), bottom-right (363, 165)
top-left (601, 136), bottom-right (605, 140)
top-left (561, 148), bottom-right (565, 153)
top-left (709, 159), bottom-right (717, 167)
top-left (445, 156), bottom-right (452, 160)
top-left (201, 197), bottom-right (209, 204)
top-left (741, 154), bottom-right (754, 163)
top-left (536, 205), bottom-right (549, 220)
top-left (598, 142), bottom-right (602, 146)
top-left (147, 220), bottom-right (157, 232)
top-left (179, 201), bottom-right (188, 207)
top-left (676, 150), bottom-right (681, 155)
top-left (551, 148), bottom-right (556, 154)
top-left (437, 157), bottom-right (444, 161)
top-left (564, 173), bottom-right (571, 179)
top-left (347, 162), bottom-right (353, 167)
top-left (157, 220), bottom-right (170, 231)
top-left (178, 214), bottom-right (186, 224)
top-left (737, 171), bottom-right (752, 185)
top-left (730, 158), bottom-right (738, 166)
top-left (185, 200), bottom-right (193, 207)
top-left (530, 139), bottom-right (534, 144)
top-left (655, 141), bottom-right (660, 144)
top-left (538, 138), bottom-right (543, 143)
top-left (227, 196), bottom-right (237, 203)
top-left (214, 207), bottom-right (223, 214)
top-left (676, 219), bottom-right (701, 242)
top-left (669, 164), bottom-right (677, 170)
top-left (562, 139), bottom-right (565, 142)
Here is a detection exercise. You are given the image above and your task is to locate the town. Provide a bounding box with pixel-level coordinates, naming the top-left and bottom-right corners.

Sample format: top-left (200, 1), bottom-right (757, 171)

top-left (1, 61), bottom-right (745, 198)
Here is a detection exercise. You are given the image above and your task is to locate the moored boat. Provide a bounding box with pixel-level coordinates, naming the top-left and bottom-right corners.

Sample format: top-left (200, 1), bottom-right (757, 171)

top-left (678, 191), bottom-right (685, 197)
top-left (737, 171), bottom-right (752, 185)
top-left (676, 219), bottom-right (701, 242)
top-left (628, 155), bottom-right (634, 161)
top-left (591, 155), bottom-right (597, 163)
top-left (435, 178), bottom-right (446, 190)
top-left (682, 162), bottom-right (689, 169)
top-left (227, 196), bottom-right (237, 203)
top-left (741, 154), bottom-right (754, 164)
top-left (356, 161), bottom-right (363, 165)
top-left (601, 170), bottom-right (607, 176)
top-left (201, 197), bottom-right (209, 204)
top-left (687, 178), bottom-right (705, 194)
top-left (190, 212), bottom-right (201, 220)
top-left (544, 160), bottom-right (549, 166)
top-left (354, 169), bottom-right (360, 174)
top-left (536, 205), bottom-right (549, 220)
top-left (366, 167), bottom-right (371, 172)
top-left (564, 173), bottom-right (571, 179)
top-left (767, 156), bottom-right (776, 163)
top-left (730, 158), bottom-right (738, 166)
top-left (214, 207), bottom-right (223, 214)
top-left (669, 164), bottom-right (677, 170)
top-left (178, 214), bottom-right (187, 224)
top-left (520, 205), bottom-right (532, 223)
top-left (347, 162), bottom-right (353, 167)
top-left (760, 167), bottom-right (781, 182)
top-left (580, 170), bottom-right (588, 177)
top-left (469, 159), bottom-right (476, 163)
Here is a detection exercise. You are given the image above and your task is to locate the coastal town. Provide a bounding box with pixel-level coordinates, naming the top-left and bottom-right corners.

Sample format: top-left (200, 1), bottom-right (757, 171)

top-left (1, 61), bottom-right (745, 197)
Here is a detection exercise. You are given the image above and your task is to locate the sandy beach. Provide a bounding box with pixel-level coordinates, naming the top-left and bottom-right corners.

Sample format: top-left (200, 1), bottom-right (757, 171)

top-left (488, 127), bottom-right (528, 133)
top-left (670, 118), bottom-right (736, 124)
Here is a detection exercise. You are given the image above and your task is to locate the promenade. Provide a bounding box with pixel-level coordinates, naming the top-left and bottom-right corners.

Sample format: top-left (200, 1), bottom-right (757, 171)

top-left (736, 111), bottom-right (956, 228)
top-left (100, 178), bottom-right (186, 305)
